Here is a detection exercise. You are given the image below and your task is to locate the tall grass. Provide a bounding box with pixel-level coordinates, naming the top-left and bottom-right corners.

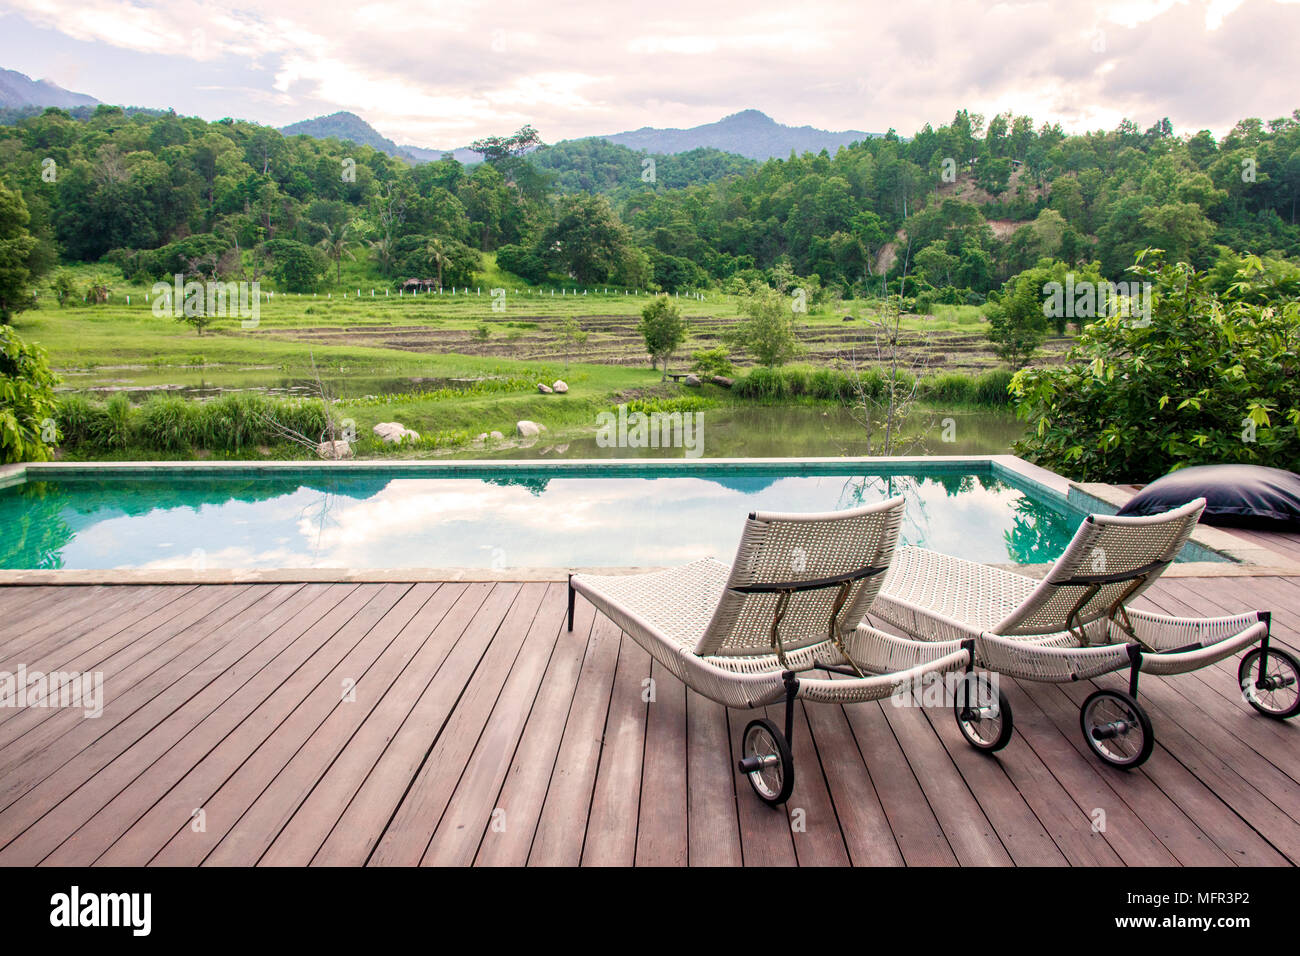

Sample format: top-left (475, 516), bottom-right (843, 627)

top-left (732, 365), bottom-right (1013, 407)
top-left (57, 393), bottom-right (329, 454)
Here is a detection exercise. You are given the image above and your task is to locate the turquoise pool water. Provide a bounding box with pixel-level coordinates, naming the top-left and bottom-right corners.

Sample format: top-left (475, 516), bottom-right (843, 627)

top-left (0, 463), bottom-right (1104, 570)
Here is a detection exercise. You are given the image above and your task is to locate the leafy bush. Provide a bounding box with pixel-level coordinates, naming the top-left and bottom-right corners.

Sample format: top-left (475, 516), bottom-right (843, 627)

top-left (689, 346), bottom-right (734, 377)
top-left (728, 286), bottom-right (802, 367)
top-left (0, 325), bottom-right (59, 463)
top-left (1012, 255), bottom-right (1300, 482)
top-left (637, 294), bottom-right (687, 376)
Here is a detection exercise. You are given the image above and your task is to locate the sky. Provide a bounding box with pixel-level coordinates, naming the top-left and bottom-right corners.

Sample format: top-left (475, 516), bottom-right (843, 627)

top-left (1, 0), bottom-right (1298, 149)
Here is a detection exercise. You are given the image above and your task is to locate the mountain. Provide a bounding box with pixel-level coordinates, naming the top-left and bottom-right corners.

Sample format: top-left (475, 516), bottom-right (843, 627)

top-left (599, 109), bottom-right (878, 160)
top-left (399, 143), bottom-right (483, 165)
top-left (0, 67), bottom-right (98, 109)
top-left (280, 111), bottom-right (408, 156)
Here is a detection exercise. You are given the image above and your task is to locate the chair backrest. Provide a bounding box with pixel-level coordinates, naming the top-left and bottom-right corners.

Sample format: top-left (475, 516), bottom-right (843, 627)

top-left (694, 497), bottom-right (905, 657)
top-left (994, 497), bottom-right (1205, 636)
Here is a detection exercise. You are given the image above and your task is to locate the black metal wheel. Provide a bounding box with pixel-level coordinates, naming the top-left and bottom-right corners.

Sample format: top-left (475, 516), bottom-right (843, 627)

top-left (1239, 646), bottom-right (1300, 719)
top-left (738, 717), bottom-right (794, 805)
top-left (953, 671), bottom-right (1014, 752)
top-left (1080, 689), bottom-right (1154, 768)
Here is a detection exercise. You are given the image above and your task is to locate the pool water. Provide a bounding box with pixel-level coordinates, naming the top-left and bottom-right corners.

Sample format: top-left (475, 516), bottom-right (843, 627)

top-left (0, 464), bottom-right (1096, 570)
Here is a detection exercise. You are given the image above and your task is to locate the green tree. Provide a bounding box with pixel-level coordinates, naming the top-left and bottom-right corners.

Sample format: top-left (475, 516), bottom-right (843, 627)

top-left (1011, 254), bottom-right (1300, 481)
top-left (0, 325), bottom-right (59, 463)
top-left (316, 222), bottom-right (355, 284)
top-left (728, 286), bottom-right (802, 367)
top-left (985, 270), bottom-right (1049, 367)
top-left (0, 182), bottom-right (39, 323)
top-left (637, 295), bottom-right (687, 377)
top-left (541, 194), bottom-right (638, 284)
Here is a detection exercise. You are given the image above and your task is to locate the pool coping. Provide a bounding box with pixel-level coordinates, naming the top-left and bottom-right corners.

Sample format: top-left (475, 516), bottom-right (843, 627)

top-left (2, 456), bottom-right (1298, 582)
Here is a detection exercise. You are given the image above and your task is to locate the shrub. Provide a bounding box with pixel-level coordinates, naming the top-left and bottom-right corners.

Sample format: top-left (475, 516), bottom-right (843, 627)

top-left (0, 325), bottom-right (59, 463)
top-left (1012, 254), bottom-right (1300, 482)
top-left (637, 294), bottom-right (687, 377)
top-left (690, 347), bottom-right (734, 378)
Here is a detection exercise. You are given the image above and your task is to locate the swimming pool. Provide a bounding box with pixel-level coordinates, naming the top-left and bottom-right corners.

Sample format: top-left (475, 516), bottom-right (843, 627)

top-left (0, 460), bottom-right (1216, 571)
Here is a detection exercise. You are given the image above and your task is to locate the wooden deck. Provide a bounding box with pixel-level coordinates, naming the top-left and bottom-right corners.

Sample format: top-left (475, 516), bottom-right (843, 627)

top-left (0, 574), bottom-right (1298, 867)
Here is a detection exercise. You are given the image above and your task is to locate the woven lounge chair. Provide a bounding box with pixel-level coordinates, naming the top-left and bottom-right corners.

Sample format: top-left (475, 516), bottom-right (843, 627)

top-left (870, 497), bottom-right (1299, 768)
top-left (567, 497), bottom-right (972, 805)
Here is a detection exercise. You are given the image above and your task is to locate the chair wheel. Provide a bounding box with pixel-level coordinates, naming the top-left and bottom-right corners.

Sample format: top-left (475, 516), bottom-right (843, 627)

top-left (1080, 689), bottom-right (1154, 768)
top-left (954, 672), bottom-right (1013, 752)
top-left (739, 717), bottom-right (794, 805)
top-left (1239, 647), bottom-right (1300, 719)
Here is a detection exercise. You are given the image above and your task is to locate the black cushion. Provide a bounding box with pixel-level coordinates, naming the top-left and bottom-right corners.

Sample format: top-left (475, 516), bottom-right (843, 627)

top-left (1117, 464), bottom-right (1300, 529)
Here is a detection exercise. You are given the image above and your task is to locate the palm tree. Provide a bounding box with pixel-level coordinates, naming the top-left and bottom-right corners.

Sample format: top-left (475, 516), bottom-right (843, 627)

top-left (425, 237), bottom-right (449, 292)
top-left (367, 237), bottom-right (394, 277)
top-left (316, 223), bottom-right (355, 284)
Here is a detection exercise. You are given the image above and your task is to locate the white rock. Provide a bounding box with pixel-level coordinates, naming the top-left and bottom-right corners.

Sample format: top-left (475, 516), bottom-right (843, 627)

top-left (537, 383), bottom-right (553, 394)
top-left (475, 432), bottom-right (488, 441)
top-left (489, 431), bottom-right (504, 440)
top-left (684, 373), bottom-right (702, 387)
top-left (317, 440), bottom-right (353, 460)
top-left (516, 420), bottom-right (546, 437)
top-left (552, 379), bottom-right (569, 393)
top-left (373, 421), bottom-right (420, 444)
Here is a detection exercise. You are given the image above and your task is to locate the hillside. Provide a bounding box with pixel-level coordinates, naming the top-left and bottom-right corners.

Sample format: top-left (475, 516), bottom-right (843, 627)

top-left (0, 67), bottom-right (98, 109)
top-left (600, 109), bottom-right (879, 160)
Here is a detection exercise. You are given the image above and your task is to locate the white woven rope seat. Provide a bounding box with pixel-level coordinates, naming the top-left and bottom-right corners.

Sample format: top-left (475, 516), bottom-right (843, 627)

top-left (568, 497), bottom-right (972, 804)
top-left (868, 497), bottom-right (1298, 768)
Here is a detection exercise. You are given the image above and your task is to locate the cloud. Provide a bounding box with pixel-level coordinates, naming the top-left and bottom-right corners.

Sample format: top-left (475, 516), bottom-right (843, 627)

top-left (1, 0), bottom-right (1297, 145)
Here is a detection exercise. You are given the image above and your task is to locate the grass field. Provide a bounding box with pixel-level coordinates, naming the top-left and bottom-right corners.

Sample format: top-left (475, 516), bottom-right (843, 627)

top-left (13, 258), bottom-right (1043, 460)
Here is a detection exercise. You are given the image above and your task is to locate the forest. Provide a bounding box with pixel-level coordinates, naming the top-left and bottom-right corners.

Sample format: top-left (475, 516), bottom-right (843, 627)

top-left (1, 103), bottom-right (1298, 317)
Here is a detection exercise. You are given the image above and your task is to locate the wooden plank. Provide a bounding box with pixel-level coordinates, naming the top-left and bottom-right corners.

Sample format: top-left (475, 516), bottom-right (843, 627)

top-left (367, 583), bottom-right (543, 866)
top-left (684, 691), bottom-right (743, 867)
top-left (0, 586), bottom-right (113, 652)
top-left (579, 635), bottom-right (649, 867)
top-left (423, 584), bottom-right (573, 867)
top-left (0, 586), bottom-right (176, 671)
top-left (0, 584), bottom-right (324, 822)
top-left (526, 611), bottom-right (622, 866)
top-left (801, 699), bottom-right (903, 866)
top-left (1017, 678), bottom-right (1274, 865)
top-left (632, 658), bottom-right (689, 866)
top-left (256, 583), bottom-right (474, 866)
top-left (306, 583), bottom-right (506, 865)
top-left (1056, 675), bottom-right (1300, 864)
top-left (1000, 680), bottom-right (1183, 865)
top-left (154, 584), bottom-right (443, 865)
top-left (473, 596), bottom-right (597, 867)
top-left (909, 687), bottom-right (1067, 866)
top-left (0, 585), bottom-right (264, 767)
top-left (838, 700), bottom-right (956, 865)
top-left (784, 703), bottom-right (850, 866)
top-left (37, 584), bottom-right (407, 866)
top-left (0, 583), bottom-right (366, 864)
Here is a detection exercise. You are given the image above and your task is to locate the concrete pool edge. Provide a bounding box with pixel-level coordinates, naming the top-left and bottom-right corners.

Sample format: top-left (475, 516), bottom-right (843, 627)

top-left (3, 456), bottom-right (1298, 581)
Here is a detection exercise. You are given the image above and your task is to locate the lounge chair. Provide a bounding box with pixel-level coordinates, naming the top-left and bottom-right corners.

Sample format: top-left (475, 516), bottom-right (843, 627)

top-left (567, 497), bottom-right (972, 805)
top-left (870, 498), bottom-right (1299, 768)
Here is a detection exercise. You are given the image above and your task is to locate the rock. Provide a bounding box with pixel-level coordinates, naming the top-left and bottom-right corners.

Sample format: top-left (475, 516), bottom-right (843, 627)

top-left (537, 383), bottom-right (553, 394)
top-left (317, 440), bottom-right (353, 460)
top-left (683, 374), bottom-right (702, 387)
top-left (552, 380), bottom-right (568, 393)
top-left (516, 420), bottom-right (546, 437)
top-left (475, 432), bottom-right (488, 441)
top-left (489, 430), bottom-right (504, 440)
top-left (842, 314), bottom-right (856, 321)
top-left (709, 375), bottom-right (734, 388)
top-left (373, 421), bottom-right (420, 445)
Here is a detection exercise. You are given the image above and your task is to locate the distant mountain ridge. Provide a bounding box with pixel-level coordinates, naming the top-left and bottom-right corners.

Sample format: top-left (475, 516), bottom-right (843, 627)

top-left (280, 111), bottom-right (480, 164)
top-left (599, 109), bottom-right (879, 160)
top-left (279, 108), bottom-right (877, 166)
top-left (0, 67), bottom-right (98, 109)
